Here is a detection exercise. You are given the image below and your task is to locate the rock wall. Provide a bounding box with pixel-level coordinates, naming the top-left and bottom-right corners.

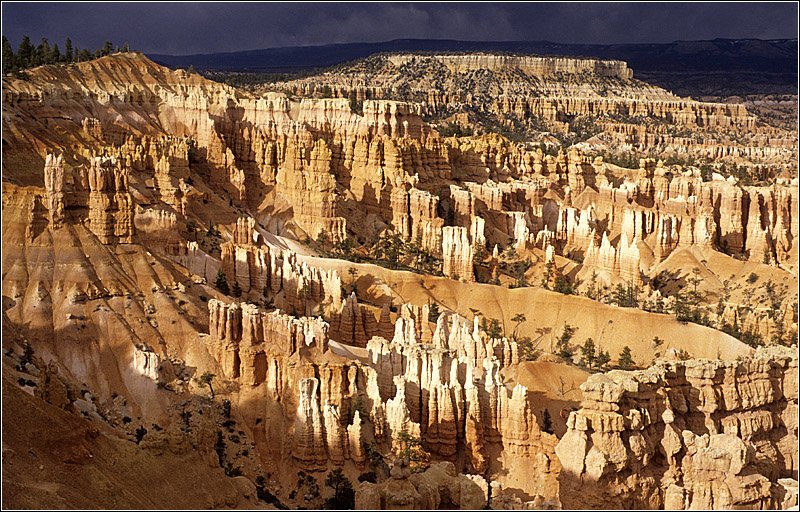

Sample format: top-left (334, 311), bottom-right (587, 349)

top-left (86, 156), bottom-right (135, 244)
top-left (217, 221), bottom-right (342, 310)
top-left (441, 226), bottom-right (474, 281)
top-left (355, 460), bottom-right (487, 509)
top-left (364, 311), bottom-right (552, 478)
top-left (206, 299), bottom-right (330, 381)
top-left (556, 345), bottom-right (798, 510)
top-left (387, 53), bottom-right (634, 79)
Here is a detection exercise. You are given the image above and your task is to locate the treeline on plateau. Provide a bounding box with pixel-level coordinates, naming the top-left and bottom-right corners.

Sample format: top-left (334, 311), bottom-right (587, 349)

top-left (2, 35), bottom-right (131, 76)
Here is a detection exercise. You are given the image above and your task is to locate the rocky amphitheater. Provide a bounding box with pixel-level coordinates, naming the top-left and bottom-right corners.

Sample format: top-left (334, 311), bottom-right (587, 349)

top-left (2, 50), bottom-right (797, 510)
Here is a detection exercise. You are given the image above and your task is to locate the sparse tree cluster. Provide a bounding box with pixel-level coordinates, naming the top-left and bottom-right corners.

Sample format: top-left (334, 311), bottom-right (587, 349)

top-left (3, 35), bottom-right (130, 76)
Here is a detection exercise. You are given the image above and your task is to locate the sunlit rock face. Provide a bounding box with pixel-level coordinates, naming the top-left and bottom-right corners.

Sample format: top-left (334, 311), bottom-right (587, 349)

top-left (556, 345), bottom-right (798, 510)
top-left (2, 50), bottom-right (797, 511)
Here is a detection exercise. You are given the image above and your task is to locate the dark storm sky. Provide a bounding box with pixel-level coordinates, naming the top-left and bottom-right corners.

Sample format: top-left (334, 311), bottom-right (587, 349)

top-left (3, 2), bottom-right (798, 55)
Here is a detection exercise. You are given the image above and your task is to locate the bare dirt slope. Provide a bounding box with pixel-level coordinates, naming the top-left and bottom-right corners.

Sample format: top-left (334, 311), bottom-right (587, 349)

top-left (1, 368), bottom-right (261, 509)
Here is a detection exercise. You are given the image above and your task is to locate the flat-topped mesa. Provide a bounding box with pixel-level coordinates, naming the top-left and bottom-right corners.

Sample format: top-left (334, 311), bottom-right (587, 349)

top-left (556, 345), bottom-right (798, 510)
top-left (276, 53), bottom-right (790, 169)
top-left (386, 53), bottom-right (634, 80)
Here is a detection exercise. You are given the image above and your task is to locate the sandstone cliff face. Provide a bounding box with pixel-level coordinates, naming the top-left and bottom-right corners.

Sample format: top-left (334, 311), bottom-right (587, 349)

top-left (206, 298), bottom-right (330, 380)
top-left (387, 54), bottom-right (634, 79)
top-left (215, 219), bottom-right (342, 311)
top-left (556, 345), bottom-right (798, 510)
top-left (441, 226), bottom-right (474, 281)
top-left (42, 152), bottom-right (136, 244)
top-left (44, 153), bottom-right (65, 228)
top-left (364, 311), bottom-right (551, 480)
top-left (202, 281), bottom-right (556, 496)
top-left (204, 297), bottom-right (369, 471)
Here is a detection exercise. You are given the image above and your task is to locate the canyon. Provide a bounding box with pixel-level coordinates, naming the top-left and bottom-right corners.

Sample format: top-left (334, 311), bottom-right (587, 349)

top-left (2, 50), bottom-right (797, 510)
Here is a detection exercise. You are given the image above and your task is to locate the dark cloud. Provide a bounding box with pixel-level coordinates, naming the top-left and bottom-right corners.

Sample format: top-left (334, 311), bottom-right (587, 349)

top-left (2, 2), bottom-right (797, 55)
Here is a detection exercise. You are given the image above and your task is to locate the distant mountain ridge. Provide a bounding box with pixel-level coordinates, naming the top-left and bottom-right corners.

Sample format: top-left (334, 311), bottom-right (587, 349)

top-left (149, 38), bottom-right (798, 75)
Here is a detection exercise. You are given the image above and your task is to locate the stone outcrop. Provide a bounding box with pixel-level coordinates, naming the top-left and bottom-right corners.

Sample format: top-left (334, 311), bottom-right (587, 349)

top-left (41, 151), bottom-right (136, 243)
top-left (43, 153), bottom-right (66, 228)
top-left (355, 460), bottom-right (487, 510)
top-left (205, 299), bottom-right (330, 381)
top-left (441, 226), bottom-right (474, 281)
top-left (364, 311), bottom-right (550, 480)
top-left (217, 227), bottom-right (342, 310)
top-left (556, 345), bottom-right (798, 510)
top-left (87, 156), bottom-right (134, 244)
top-left (293, 377), bottom-right (329, 470)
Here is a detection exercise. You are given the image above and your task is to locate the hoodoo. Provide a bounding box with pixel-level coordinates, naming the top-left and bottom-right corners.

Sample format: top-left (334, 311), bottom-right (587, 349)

top-left (2, 10), bottom-right (797, 510)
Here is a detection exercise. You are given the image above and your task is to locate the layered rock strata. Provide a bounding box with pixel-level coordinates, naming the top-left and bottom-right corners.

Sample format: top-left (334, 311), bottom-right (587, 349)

top-left (556, 345), bottom-right (798, 510)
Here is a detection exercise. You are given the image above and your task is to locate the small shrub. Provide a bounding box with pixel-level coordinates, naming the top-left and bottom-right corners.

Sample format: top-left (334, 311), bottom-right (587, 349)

top-left (134, 426), bottom-right (147, 444)
top-left (215, 270), bottom-right (230, 295)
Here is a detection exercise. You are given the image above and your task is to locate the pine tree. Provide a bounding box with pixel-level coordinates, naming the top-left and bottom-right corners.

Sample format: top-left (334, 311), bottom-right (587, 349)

top-left (123, 42), bottom-right (130, 52)
top-left (51, 43), bottom-right (61, 63)
top-left (596, 349), bottom-right (611, 369)
top-left (102, 40), bottom-right (113, 56)
top-left (618, 346), bottom-right (635, 370)
top-left (2, 36), bottom-right (15, 74)
top-left (585, 270), bottom-right (599, 299)
top-left (324, 468), bottom-right (356, 509)
top-left (580, 338), bottom-right (596, 368)
top-left (197, 371), bottom-right (216, 398)
top-left (18, 35), bottom-right (34, 68)
top-left (231, 280), bottom-right (242, 298)
top-left (64, 37), bottom-right (73, 62)
top-left (511, 313), bottom-right (527, 340)
top-left (428, 302), bottom-right (440, 323)
top-left (556, 323), bottom-right (577, 361)
top-left (37, 38), bottom-right (51, 65)
top-left (215, 270), bottom-right (230, 295)
top-left (673, 290), bottom-right (690, 322)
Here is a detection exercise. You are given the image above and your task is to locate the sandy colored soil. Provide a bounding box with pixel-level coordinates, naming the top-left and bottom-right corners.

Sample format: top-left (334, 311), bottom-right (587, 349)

top-left (1, 368), bottom-right (263, 510)
top-left (297, 252), bottom-right (753, 366)
top-left (513, 361), bottom-right (590, 437)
